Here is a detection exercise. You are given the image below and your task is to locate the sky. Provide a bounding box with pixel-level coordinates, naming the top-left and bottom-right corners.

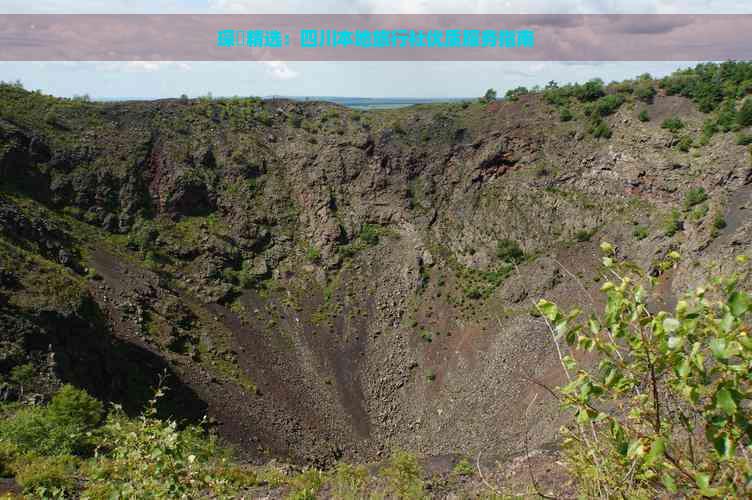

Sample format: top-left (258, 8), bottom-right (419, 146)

top-left (0, 0), bottom-right (748, 99)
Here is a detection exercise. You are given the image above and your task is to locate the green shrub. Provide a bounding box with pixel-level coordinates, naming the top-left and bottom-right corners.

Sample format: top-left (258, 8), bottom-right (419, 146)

top-left (359, 224), bottom-right (380, 245)
top-left (256, 110), bottom-right (272, 126)
top-left (677, 135), bottom-right (693, 152)
top-left (0, 406), bottom-right (90, 457)
top-left (305, 246), bottom-right (320, 263)
top-left (595, 94), bottom-right (625, 116)
top-left (544, 246), bottom-right (752, 498)
top-left (496, 239), bottom-right (524, 263)
top-left (588, 117), bottom-right (612, 139)
top-left (713, 214), bottom-right (728, 230)
top-left (638, 110), bottom-right (650, 122)
top-left (574, 79), bottom-right (605, 102)
top-left (288, 467), bottom-right (325, 499)
top-left (691, 204), bottom-right (709, 221)
top-left (381, 451), bottom-right (425, 499)
top-left (127, 218), bottom-right (158, 253)
top-left (10, 363), bottom-right (34, 394)
top-left (44, 109), bottom-right (61, 127)
top-left (0, 441), bottom-right (19, 477)
top-left (288, 114), bottom-right (302, 128)
top-left (684, 187), bottom-right (708, 208)
top-left (330, 463), bottom-right (368, 499)
top-left (661, 116), bottom-right (684, 132)
top-left (452, 458), bottom-right (474, 477)
top-left (664, 209), bottom-right (683, 236)
top-left (735, 132), bottom-right (752, 145)
top-left (505, 86), bottom-right (529, 101)
top-left (632, 225), bottom-right (649, 240)
top-left (575, 229), bottom-right (595, 242)
top-left (48, 384), bottom-right (103, 430)
top-left (86, 390), bottom-right (233, 498)
top-left (559, 107), bottom-right (573, 122)
top-left (717, 99), bottom-right (739, 132)
top-left (0, 385), bottom-right (103, 457)
top-left (634, 80), bottom-right (656, 103)
top-left (738, 98), bottom-right (752, 127)
top-left (14, 455), bottom-right (78, 496)
top-left (700, 119), bottom-right (719, 145)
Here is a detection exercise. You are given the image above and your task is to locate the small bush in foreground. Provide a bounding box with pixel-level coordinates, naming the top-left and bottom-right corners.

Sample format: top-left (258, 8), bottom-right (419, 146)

top-left (380, 451), bottom-right (426, 499)
top-left (14, 455), bottom-right (78, 497)
top-left (539, 245), bottom-right (752, 498)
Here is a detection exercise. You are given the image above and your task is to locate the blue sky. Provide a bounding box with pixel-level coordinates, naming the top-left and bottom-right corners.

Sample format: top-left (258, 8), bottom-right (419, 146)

top-left (0, 1), bottom-right (747, 98)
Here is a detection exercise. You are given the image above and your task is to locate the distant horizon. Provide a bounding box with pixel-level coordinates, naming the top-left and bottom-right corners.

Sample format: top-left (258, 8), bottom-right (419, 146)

top-left (91, 95), bottom-right (474, 101)
top-left (85, 95), bottom-right (476, 109)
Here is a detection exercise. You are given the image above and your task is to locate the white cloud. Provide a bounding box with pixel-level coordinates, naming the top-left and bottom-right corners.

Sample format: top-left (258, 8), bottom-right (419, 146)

top-left (528, 62), bottom-right (546, 73)
top-left (262, 61), bottom-right (299, 80)
top-left (33, 61), bottom-right (192, 73)
top-left (118, 61), bottom-right (192, 72)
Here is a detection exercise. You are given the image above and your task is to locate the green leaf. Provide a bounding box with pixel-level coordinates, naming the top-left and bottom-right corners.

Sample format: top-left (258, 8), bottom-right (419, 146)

top-left (634, 285), bottom-right (646, 304)
top-left (645, 437), bottom-right (666, 466)
top-left (588, 317), bottom-right (601, 335)
top-left (729, 290), bottom-right (750, 318)
top-left (712, 432), bottom-right (736, 460)
top-left (720, 312), bottom-right (735, 333)
top-left (694, 472), bottom-right (710, 490)
top-left (599, 241), bottom-right (614, 254)
top-left (668, 336), bottom-right (685, 350)
top-left (715, 387), bottom-right (737, 416)
top-left (663, 317), bottom-right (680, 333)
top-left (710, 337), bottom-right (729, 360)
top-left (676, 357), bottom-right (690, 379)
top-left (562, 355), bottom-right (577, 371)
top-left (626, 439), bottom-right (644, 459)
top-left (661, 473), bottom-right (677, 493)
top-left (537, 299), bottom-right (559, 322)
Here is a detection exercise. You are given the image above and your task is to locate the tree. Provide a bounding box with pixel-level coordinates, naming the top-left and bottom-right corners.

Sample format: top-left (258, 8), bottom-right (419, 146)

top-left (634, 80), bottom-right (656, 103)
top-left (574, 78), bottom-right (605, 102)
top-left (539, 245), bottom-right (752, 497)
top-left (482, 88), bottom-right (497, 103)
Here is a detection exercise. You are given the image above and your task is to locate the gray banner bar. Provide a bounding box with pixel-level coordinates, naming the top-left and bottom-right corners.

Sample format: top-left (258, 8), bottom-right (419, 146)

top-left (0, 14), bottom-right (750, 61)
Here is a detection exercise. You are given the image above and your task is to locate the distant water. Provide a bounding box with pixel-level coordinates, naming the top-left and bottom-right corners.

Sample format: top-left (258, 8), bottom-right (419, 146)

top-left (283, 96), bottom-right (471, 110)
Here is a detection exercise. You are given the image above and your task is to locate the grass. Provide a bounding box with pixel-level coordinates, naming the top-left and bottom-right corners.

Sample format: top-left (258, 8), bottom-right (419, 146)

top-left (633, 225), bottom-right (649, 240)
top-left (664, 209), bottom-right (684, 237)
top-left (684, 187), bottom-right (708, 209)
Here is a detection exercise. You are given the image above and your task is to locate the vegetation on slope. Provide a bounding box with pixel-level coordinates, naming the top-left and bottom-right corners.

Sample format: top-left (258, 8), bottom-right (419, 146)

top-left (2, 61), bottom-right (752, 497)
top-left (541, 245), bottom-right (752, 498)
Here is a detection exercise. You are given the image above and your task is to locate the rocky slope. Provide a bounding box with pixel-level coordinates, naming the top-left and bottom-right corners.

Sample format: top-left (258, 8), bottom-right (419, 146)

top-left (1, 72), bottom-right (751, 470)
